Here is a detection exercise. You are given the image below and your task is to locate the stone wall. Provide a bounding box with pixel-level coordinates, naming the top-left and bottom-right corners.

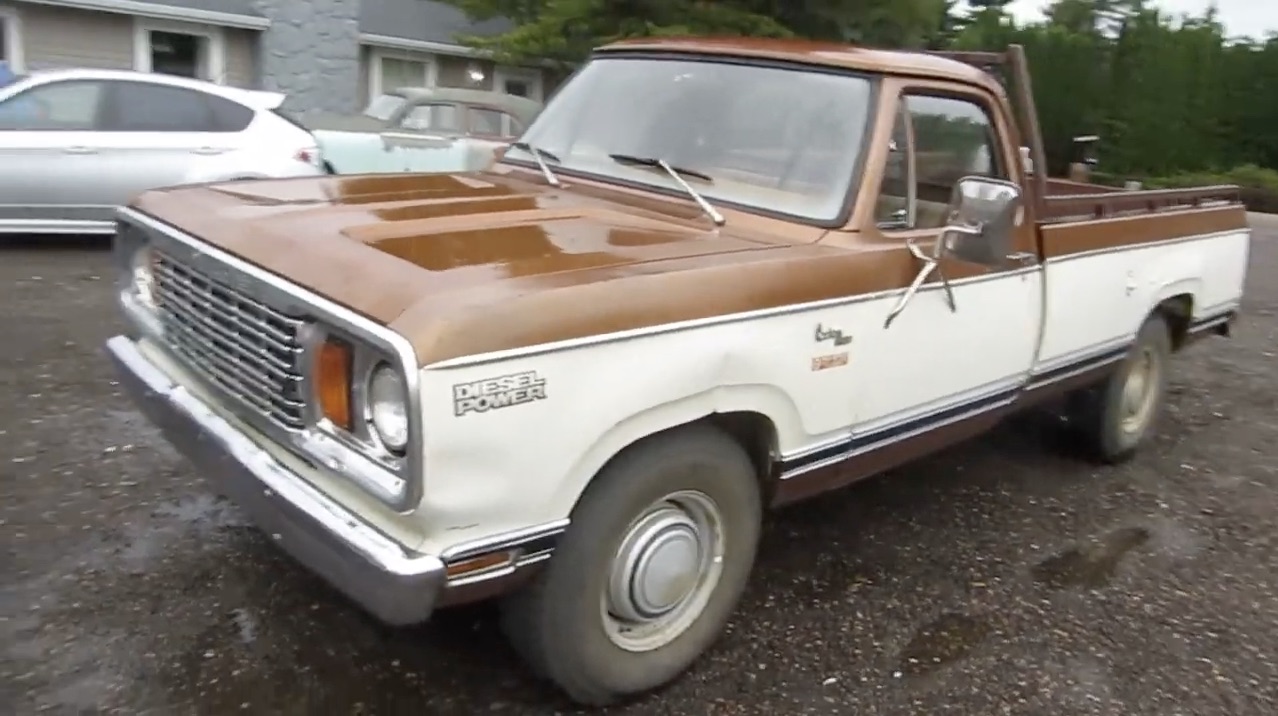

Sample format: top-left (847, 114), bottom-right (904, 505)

top-left (251, 0), bottom-right (361, 115)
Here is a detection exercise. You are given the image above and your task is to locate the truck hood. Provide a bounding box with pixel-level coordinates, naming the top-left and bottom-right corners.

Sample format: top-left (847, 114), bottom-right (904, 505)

top-left (127, 171), bottom-right (816, 364)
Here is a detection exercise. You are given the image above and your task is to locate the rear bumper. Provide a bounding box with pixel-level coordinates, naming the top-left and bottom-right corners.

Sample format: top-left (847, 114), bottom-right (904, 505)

top-left (105, 335), bottom-right (446, 626)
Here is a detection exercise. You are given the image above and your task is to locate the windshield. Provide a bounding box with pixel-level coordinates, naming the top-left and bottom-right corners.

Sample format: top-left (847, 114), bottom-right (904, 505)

top-left (506, 56), bottom-right (875, 223)
top-left (363, 93), bottom-right (407, 121)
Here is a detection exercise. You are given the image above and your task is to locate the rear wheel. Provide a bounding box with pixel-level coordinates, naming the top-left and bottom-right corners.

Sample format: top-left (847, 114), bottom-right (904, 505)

top-left (499, 424), bottom-right (763, 706)
top-left (1069, 313), bottom-right (1172, 463)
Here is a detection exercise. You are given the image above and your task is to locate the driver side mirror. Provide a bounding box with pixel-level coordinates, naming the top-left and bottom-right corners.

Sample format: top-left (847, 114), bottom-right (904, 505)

top-left (938, 176), bottom-right (1022, 267)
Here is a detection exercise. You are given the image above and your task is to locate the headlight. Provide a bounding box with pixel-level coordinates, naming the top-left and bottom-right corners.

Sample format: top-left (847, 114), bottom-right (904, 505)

top-left (130, 245), bottom-right (156, 309)
top-left (367, 363), bottom-right (408, 452)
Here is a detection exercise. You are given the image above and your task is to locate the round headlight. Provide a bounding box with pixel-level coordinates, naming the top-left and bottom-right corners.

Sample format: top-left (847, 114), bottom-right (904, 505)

top-left (367, 363), bottom-right (408, 452)
top-left (130, 245), bottom-right (156, 309)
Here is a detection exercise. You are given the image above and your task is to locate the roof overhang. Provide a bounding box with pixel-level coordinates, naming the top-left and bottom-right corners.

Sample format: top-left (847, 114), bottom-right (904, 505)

top-left (359, 32), bottom-right (559, 69)
top-left (18, 0), bottom-right (270, 30)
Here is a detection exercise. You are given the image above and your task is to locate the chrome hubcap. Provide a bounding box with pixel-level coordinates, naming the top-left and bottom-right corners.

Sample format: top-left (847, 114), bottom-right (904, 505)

top-left (602, 490), bottom-right (724, 652)
top-left (1119, 346), bottom-right (1160, 435)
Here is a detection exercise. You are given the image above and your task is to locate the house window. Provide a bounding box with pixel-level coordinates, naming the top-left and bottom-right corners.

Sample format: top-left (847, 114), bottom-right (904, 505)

top-left (149, 31), bottom-right (205, 78)
top-left (132, 20), bottom-right (225, 83)
top-left (493, 67), bottom-right (543, 103)
top-left (369, 50), bottom-right (433, 100)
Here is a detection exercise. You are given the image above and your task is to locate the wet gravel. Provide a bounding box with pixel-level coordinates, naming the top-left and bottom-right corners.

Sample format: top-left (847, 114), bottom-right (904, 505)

top-left (4, 218), bottom-right (1278, 715)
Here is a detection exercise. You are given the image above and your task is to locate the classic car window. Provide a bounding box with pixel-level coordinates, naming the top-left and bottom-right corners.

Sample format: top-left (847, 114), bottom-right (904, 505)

top-left (470, 107), bottom-right (523, 138)
top-left (104, 82), bottom-right (219, 132)
top-left (0, 80), bottom-right (105, 131)
top-left (363, 93), bottom-right (407, 121)
top-left (875, 92), bottom-right (1005, 230)
top-left (508, 57), bottom-right (873, 223)
top-left (399, 103), bottom-right (462, 132)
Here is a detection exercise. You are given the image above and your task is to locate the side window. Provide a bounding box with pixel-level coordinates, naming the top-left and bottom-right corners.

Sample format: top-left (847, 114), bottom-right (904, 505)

top-left (398, 102), bottom-right (461, 132)
top-left (206, 94), bottom-right (254, 132)
top-left (874, 92), bottom-right (1005, 230)
top-left (104, 82), bottom-right (217, 132)
top-left (0, 80), bottom-right (106, 131)
top-left (470, 107), bottom-right (523, 138)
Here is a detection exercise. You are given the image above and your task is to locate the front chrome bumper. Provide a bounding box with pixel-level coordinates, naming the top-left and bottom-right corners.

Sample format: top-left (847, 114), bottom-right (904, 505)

top-left (105, 335), bottom-right (446, 626)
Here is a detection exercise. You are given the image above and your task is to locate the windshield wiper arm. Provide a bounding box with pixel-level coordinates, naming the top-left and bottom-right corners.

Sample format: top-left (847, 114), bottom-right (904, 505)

top-left (509, 141), bottom-right (561, 187)
top-left (608, 153), bottom-right (725, 226)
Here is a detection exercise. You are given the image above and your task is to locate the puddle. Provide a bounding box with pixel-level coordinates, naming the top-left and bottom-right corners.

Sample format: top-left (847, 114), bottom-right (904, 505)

top-left (896, 612), bottom-right (991, 676)
top-left (1031, 526), bottom-right (1151, 590)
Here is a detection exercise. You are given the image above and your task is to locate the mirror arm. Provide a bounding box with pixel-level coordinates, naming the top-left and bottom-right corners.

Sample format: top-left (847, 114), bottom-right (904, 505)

top-left (884, 237), bottom-right (957, 329)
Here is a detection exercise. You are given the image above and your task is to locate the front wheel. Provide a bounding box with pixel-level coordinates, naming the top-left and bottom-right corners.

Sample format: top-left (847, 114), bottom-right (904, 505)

top-left (1068, 313), bottom-right (1172, 463)
top-left (499, 424), bottom-right (763, 706)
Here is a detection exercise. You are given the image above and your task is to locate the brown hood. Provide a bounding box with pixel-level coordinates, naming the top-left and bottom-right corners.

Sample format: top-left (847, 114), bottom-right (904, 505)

top-left (128, 171), bottom-right (880, 364)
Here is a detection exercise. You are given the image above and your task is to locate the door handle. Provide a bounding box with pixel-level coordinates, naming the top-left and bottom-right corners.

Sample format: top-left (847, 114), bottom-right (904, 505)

top-left (190, 146), bottom-right (226, 156)
top-left (63, 146), bottom-right (98, 155)
top-left (1006, 251), bottom-right (1038, 267)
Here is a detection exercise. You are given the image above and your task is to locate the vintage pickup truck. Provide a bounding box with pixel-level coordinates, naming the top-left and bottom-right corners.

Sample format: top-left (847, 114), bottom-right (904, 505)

top-left (105, 38), bottom-right (1251, 705)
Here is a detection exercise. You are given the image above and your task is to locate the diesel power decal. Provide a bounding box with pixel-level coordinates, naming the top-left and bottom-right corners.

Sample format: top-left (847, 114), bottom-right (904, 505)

top-left (453, 370), bottom-right (547, 416)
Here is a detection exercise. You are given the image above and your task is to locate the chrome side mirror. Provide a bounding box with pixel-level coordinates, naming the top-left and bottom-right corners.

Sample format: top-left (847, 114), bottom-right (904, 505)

top-left (938, 176), bottom-right (1022, 267)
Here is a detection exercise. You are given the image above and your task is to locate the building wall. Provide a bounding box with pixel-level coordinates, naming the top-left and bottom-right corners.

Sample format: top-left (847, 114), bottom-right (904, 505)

top-left (251, 0), bottom-right (361, 115)
top-left (4, 2), bottom-right (257, 87)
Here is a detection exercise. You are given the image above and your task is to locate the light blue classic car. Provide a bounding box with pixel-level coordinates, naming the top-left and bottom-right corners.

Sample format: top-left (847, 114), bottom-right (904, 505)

top-left (309, 86), bottom-right (544, 175)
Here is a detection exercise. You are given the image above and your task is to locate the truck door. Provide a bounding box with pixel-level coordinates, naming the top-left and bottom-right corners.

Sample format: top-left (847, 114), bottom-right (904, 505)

top-left (848, 81), bottom-right (1043, 439)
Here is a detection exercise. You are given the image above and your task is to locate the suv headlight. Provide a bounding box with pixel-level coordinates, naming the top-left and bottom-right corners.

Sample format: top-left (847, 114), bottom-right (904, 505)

top-left (367, 362), bottom-right (409, 453)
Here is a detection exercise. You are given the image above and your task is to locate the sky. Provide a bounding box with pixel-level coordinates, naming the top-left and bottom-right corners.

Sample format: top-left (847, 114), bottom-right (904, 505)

top-left (1005, 0), bottom-right (1278, 39)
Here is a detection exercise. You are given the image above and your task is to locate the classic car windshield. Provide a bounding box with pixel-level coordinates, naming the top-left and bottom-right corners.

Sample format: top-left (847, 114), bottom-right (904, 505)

top-left (506, 56), bottom-right (874, 223)
top-left (363, 93), bottom-right (407, 121)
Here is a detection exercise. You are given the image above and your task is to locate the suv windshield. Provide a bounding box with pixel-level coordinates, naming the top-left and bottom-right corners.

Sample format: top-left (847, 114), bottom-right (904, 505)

top-left (505, 56), bottom-right (874, 223)
top-left (363, 93), bottom-right (407, 121)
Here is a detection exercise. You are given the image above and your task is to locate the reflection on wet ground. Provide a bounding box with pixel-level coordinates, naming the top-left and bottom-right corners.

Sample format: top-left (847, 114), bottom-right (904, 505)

top-left (1031, 526), bottom-right (1153, 590)
top-left (896, 612), bottom-right (992, 677)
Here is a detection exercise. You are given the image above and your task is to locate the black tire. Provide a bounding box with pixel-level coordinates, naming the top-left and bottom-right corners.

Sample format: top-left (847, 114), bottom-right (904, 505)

top-left (1070, 313), bottom-right (1173, 463)
top-left (498, 424), bottom-right (763, 706)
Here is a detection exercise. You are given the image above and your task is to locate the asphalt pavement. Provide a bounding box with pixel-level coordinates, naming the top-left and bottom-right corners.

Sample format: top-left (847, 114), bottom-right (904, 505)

top-left (3, 218), bottom-right (1278, 715)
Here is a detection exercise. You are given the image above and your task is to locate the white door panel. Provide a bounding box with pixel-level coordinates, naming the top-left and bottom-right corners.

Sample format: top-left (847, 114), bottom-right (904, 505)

top-left (853, 268), bottom-right (1043, 429)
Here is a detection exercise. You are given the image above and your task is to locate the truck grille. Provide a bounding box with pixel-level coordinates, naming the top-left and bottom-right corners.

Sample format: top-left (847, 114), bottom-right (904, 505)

top-left (152, 253), bottom-right (307, 431)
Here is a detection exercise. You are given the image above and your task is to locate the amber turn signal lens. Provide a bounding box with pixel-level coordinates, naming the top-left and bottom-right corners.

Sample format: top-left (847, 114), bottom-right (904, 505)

top-left (316, 338), bottom-right (353, 430)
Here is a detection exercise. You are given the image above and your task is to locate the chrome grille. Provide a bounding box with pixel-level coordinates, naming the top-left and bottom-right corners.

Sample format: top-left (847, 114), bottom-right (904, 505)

top-left (152, 253), bottom-right (307, 430)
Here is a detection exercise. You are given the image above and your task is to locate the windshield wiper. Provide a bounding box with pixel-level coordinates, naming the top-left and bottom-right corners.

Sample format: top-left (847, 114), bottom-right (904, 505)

top-left (608, 153), bottom-right (725, 226)
top-left (509, 141), bottom-right (562, 187)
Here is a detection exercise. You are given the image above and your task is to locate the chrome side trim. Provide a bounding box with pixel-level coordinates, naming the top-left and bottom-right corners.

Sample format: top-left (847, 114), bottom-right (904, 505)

top-left (115, 207), bottom-right (425, 514)
top-left (426, 265), bottom-right (1042, 370)
top-left (425, 227), bottom-right (1246, 371)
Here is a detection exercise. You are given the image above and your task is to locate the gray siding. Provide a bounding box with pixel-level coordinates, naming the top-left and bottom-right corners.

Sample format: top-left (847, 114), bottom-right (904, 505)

top-left (12, 3), bottom-right (134, 71)
top-left (223, 27), bottom-right (258, 88)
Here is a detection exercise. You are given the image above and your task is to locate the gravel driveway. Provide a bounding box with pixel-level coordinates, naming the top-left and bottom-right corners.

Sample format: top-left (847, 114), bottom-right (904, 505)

top-left (3, 217), bottom-right (1277, 715)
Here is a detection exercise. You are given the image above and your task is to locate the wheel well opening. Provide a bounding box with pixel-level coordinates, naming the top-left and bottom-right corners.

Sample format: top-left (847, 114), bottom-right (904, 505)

top-left (1155, 294), bottom-right (1194, 351)
top-left (704, 411), bottom-right (779, 496)
top-left (585, 411), bottom-right (780, 508)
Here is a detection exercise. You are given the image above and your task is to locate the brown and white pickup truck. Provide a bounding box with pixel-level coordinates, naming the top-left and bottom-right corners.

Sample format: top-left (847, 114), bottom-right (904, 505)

top-left (106, 38), bottom-right (1251, 705)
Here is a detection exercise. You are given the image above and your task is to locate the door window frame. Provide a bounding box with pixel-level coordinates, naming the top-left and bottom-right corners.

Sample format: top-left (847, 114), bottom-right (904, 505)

top-left (132, 18), bottom-right (227, 84)
top-left (858, 78), bottom-right (1025, 244)
top-left (0, 5), bottom-right (24, 74)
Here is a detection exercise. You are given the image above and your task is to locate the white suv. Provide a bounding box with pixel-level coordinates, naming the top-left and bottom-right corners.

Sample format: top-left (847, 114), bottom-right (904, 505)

top-left (0, 68), bottom-right (325, 236)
